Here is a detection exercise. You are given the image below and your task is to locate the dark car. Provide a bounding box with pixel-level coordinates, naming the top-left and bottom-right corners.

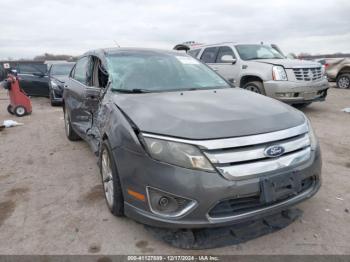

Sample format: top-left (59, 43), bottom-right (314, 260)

top-left (17, 62), bottom-right (49, 97)
top-left (48, 62), bottom-right (75, 105)
top-left (63, 48), bottom-right (321, 228)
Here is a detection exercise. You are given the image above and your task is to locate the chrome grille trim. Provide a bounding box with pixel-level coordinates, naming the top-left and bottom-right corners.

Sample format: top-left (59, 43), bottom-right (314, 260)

top-left (293, 67), bottom-right (322, 81)
top-left (142, 122), bottom-right (308, 150)
top-left (204, 133), bottom-right (310, 164)
top-left (216, 147), bottom-right (311, 180)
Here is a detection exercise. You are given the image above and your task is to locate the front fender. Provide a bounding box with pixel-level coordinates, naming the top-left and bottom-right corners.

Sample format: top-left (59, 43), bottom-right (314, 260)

top-left (99, 102), bottom-right (145, 155)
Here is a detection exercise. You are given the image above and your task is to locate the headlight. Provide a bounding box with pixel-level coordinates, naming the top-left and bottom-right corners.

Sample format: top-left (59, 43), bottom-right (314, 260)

top-left (51, 80), bottom-right (58, 89)
top-left (142, 136), bottom-right (214, 172)
top-left (321, 65), bottom-right (327, 77)
top-left (306, 118), bottom-right (318, 150)
top-left (272, 66), bottom-right (288, 81)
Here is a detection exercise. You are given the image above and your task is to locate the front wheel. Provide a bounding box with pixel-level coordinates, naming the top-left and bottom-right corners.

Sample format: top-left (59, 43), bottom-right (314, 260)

top-left (336, 73), bottom-right (350, 89)
top-left (100, 140), bottom-right (124, 217)
top-left (242, 81), bottom-right (265, 94)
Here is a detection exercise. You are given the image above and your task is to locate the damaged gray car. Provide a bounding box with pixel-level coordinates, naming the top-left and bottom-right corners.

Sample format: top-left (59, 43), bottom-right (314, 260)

top-left (63, 48), bottom-right (321, 228)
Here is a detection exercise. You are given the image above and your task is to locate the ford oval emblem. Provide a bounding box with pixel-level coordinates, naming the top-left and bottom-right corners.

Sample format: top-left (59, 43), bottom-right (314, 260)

top-left (264, 145), bottom-right (285, 158)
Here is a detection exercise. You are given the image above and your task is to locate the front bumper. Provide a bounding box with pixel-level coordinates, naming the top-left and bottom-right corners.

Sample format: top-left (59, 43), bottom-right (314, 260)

top-left (264, 78), bottom-right (329, 104)
top-left (114, 145), bottom-right (322, 229)
top-left (50, 87), bottom-right (63, 103)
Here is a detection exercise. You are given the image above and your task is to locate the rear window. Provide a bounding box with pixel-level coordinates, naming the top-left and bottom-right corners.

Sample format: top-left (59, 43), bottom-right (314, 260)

top-left (187, 49), bottom-right (200, 58)
top-left (18, 63), bottom-right (47, 74)
top-left (50, 63), bottom-right (74, 75)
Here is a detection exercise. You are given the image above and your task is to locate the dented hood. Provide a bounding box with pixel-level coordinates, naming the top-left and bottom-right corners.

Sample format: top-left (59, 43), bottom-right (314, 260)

top-left (254, 58), bottom-right (321, 69)
top-left (112, 88), bottom-right (305, 140)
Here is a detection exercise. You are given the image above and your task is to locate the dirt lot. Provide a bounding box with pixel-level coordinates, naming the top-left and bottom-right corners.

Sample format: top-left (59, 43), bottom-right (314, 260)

top-left (0, 85), bottom-right (349, 255)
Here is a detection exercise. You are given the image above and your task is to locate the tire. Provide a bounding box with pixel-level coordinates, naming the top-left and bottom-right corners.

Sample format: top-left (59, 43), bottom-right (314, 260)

top-left (7, 104), bottom-right (14, 115)
top-left (242, 81), bottom-right (265, 95)
top-left (336, 73), bottom-right (350, 89)
top-left (14, 106), bottom-right (27, 117)
top-left (99, 140), bottom-right (124, 217)
top-left (63, 107), bottom-right (81, 141)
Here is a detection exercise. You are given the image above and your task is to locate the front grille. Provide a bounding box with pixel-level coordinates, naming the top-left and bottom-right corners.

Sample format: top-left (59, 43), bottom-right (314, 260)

top-left (202, 123), bottom-right (311, 180)
top-left (208, 176), bottom-right (315, 218)
top-left (293, 67), bottom-right (322, 81)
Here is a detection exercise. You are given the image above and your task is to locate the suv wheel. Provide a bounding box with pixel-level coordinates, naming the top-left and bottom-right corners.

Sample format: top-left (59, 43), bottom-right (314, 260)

top-left (336, 73), bottom-right (350, 89)
top-left (64, 107), bottom-right (81, 141)
top-left (242, 81), bottom-right (265, 94)
top-left (100, 140), bottom-right (124, 217)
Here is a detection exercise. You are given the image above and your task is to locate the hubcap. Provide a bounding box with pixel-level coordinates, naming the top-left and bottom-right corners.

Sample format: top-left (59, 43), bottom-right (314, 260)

top-left (101, 149), bottom-right (114, 208)
top-left (64, 109), bottom-right (70, 135)
top-left (338, 77), bottom-right (350, 88)
top-left (16, 107), bottom-right (25, 115)
top-left (244, 85), bottom-right (261, 94)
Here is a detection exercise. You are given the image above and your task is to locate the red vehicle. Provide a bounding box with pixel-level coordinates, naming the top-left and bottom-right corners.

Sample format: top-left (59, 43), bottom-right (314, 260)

top-left (3, 73), bottom-right (32, 117)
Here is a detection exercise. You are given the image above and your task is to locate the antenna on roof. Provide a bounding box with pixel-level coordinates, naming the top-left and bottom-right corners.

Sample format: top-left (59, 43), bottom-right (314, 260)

top-left (114, 41), bottom-right (120, 48)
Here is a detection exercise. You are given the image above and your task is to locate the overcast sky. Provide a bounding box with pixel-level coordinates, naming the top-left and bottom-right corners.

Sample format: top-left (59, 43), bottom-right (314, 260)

top-left (1, 0), bottom-right (349, 59)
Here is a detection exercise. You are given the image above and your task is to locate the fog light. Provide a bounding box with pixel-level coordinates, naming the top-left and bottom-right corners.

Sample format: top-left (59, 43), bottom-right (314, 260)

top-left (276, 92), bottom-right (294, 98)
top-left (147, 187), bottom-right (197, 218)
top-left (159, 196), bottom-right (169, 207)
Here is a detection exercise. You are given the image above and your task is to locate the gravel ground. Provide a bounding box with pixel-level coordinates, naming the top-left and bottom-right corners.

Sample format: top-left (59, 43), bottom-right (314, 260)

top-left (0, 85), bottom-right (349, 255)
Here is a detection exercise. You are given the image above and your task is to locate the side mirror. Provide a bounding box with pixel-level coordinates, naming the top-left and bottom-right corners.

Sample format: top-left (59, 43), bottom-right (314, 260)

top-left (221, 55), bottom-right (236, 64)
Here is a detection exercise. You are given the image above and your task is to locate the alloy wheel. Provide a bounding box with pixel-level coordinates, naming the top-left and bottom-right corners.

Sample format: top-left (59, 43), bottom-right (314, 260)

top-left (338, 76), bottom-right (350, 89)
top-left (101, 149), bottom-right (114, 208)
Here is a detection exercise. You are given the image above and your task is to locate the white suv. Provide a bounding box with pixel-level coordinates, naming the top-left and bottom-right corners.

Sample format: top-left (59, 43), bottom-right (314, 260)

top-left (184, 43), bottom-right (329, 106)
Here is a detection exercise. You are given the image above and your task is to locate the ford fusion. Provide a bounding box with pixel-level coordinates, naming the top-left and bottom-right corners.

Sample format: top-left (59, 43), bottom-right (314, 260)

top-left (63, 48), bottom-right (321, 228)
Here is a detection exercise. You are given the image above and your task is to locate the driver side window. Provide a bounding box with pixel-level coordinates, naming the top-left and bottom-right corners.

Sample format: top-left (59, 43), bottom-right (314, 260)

top-left (73, 56), bottom-right (93, 86)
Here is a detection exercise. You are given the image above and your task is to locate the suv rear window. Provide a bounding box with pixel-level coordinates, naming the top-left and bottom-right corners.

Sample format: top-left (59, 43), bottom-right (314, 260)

top-left (187, 49), bottom-right (200, 58)
top-left (18, 63), bottom-right (47, 74)
top-left (200, 47), bottom-right (218, 63)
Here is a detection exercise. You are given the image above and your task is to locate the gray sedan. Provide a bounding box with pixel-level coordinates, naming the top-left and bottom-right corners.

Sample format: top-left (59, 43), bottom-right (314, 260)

top-left (63, 48), bottom-right (321, 228)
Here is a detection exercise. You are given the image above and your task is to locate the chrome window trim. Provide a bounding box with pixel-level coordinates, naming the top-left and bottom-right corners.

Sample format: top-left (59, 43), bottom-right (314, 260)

top-left (141, 122), bottom-right (308, 150)
top-left (216, 147), bottom-right (311, 180)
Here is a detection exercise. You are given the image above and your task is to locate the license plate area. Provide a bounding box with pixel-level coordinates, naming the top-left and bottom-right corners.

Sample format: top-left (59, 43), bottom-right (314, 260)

top-left (260, 172), bottom-right (301, 204)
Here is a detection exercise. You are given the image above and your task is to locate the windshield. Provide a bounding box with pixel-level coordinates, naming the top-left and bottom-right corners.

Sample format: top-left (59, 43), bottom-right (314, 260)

top-left (106, 51), bottom-right (229, 92)
top-left (236, 45), bottom-right (284, 60)
top-left (50, 64), bottom-right (74, 75)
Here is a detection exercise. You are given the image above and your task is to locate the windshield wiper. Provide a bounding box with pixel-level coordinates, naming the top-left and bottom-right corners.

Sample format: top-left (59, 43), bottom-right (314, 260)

top-left (112, 88), bottom-right (151, 93)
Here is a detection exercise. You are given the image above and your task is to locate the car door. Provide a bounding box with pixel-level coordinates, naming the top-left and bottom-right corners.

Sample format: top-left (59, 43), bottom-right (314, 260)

top-left (17, 63), bottom-right (49, 97)
top-left (66, 56), bottom-right (94, 138)
top-left (211, 46), bottom-right (240, 86)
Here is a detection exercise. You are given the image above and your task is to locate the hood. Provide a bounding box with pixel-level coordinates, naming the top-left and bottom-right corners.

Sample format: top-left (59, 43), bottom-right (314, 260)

top-left (112, 88), bottom-right (305, 140)
top-left (51, 75), bottom-right (69, 83)
top-left (254, 58), bottom-right (321, 69)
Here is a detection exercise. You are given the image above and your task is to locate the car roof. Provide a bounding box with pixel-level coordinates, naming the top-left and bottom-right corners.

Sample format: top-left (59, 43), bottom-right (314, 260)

top-left (188, 42), bottom-right (273, 50)
top-left (83, 47), bottom-right (184, 57)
